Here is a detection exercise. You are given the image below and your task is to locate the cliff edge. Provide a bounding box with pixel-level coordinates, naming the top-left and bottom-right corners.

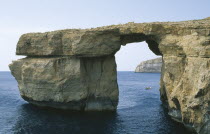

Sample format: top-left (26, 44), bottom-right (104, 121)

top-left (135, 57), bottom-right (162, 73)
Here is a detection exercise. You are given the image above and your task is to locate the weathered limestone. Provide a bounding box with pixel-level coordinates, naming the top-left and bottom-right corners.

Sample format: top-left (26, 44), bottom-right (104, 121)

top-left (10, 17), bottom-right (210, 133)
top-left (16, 29), bottom-right (121, 57)
top-left (135, 57), bottom-right (162, 72)
top-left (10, 56), bottom-right (118, 111)
top-left (160, 56), bottom-right (210, 133)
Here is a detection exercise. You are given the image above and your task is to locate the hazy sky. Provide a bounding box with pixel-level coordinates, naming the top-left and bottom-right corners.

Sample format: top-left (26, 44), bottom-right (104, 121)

top-left (0, 0), bottom-right (210, 71)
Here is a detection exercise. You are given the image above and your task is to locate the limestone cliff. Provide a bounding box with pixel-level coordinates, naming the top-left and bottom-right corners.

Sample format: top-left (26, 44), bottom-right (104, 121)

top-left (10, 56), bottom-right (118, 111)
top-left (135, 57), bottom-right (162, 72)
top-left (10, 17), bottom-right (210, 134)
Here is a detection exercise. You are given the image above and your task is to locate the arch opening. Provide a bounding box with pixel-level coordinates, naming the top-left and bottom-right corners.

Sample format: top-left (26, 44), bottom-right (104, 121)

top-left (115, 41), bottom-right (162, 110)
top-left (119, 33), bottom-right (162, 56)
top-left (116, 41), bottom-right (161, 71)
top-left (113, 37), bottom-right (191, 133)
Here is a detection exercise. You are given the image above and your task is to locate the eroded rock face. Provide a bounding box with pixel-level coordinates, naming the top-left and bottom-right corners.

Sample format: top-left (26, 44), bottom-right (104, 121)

top-left (135, 57), bottom-right (162, 73)
top-left (16, 29), bottom-right (121, 57)
top-left (10, 56), bottom-right (118, 111)
top-left (10, 17), bottom-right (210, 133)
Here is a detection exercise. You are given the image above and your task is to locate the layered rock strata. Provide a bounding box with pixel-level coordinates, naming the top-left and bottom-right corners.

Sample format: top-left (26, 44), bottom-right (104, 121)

top-left (135, 57), bottom-right (162, 72)
top-left (10, 56), bottom-right (118, 111)
top-left (10, 17), bottom-right (210, 133)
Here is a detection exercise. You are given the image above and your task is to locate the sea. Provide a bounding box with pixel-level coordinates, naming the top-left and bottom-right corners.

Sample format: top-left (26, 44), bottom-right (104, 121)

top-left (0, 71), bottom-right (191, 134)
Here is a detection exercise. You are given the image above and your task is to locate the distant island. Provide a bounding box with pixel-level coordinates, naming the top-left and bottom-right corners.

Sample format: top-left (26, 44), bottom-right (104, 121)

top-left (135, 58), bottom-right (162, 73)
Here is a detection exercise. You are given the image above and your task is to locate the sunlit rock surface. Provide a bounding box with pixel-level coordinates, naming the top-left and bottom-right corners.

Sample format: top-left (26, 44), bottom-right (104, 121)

top-left (10, 56), bottom-right (118, 111)
top-left (10, 17), bottom-right (210, 133)
top-left (135, 58), bottom-right (162, 73)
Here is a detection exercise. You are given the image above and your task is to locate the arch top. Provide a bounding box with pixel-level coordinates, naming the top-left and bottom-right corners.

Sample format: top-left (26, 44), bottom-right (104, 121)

top-left (16, 17), bottom-right (210, 58)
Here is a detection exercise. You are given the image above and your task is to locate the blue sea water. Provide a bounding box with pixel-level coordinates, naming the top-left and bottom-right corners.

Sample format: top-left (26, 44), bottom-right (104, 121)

top-left (0, 71), bottom-right (190, 134)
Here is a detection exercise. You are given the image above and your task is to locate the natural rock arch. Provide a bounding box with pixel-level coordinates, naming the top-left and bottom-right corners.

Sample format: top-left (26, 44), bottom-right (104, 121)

top-left (10, 17), bottom-right (210, 134)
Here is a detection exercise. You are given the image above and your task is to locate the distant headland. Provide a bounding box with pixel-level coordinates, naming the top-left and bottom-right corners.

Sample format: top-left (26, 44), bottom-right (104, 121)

top-left (135, 58), bottom-right (162, 73)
